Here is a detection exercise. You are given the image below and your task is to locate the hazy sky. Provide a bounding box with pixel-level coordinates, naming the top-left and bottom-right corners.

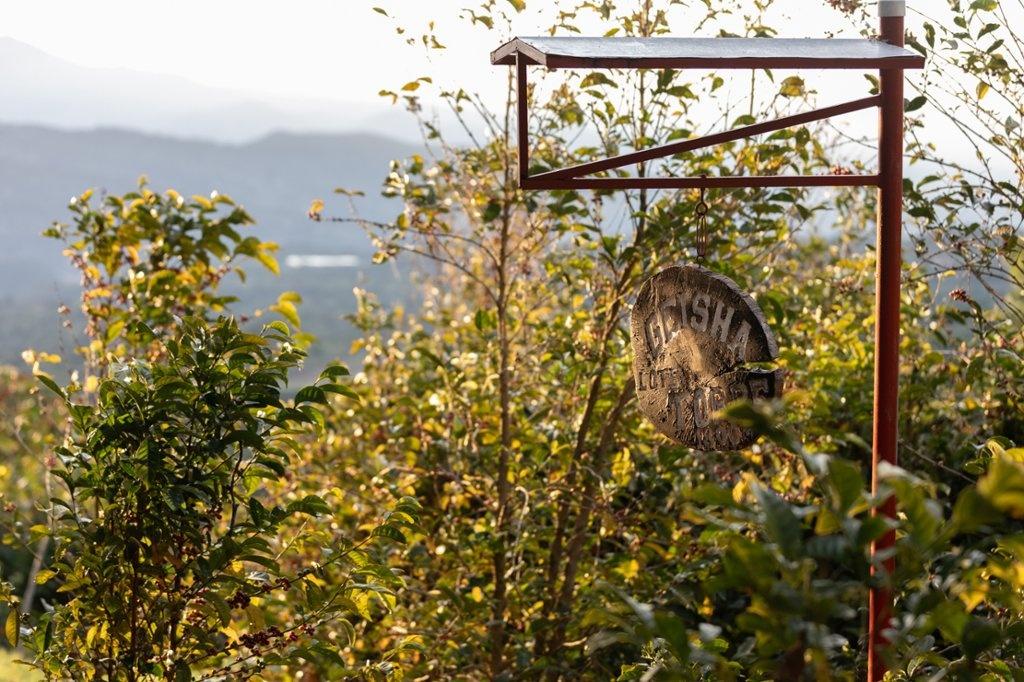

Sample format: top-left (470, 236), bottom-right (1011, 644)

top-left (1, 0), bottom-right (872, 105)
top-left (4, 0), bottom-right (1003, 170)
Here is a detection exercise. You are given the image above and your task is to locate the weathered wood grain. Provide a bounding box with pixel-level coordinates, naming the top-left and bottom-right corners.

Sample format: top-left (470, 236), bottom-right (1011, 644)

top-left (630, 264), bottom-right (783, 450)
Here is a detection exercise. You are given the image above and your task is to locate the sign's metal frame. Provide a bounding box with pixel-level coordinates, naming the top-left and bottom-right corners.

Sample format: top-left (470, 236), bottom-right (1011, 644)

top-left (492, 3), bottom-right (920, 679)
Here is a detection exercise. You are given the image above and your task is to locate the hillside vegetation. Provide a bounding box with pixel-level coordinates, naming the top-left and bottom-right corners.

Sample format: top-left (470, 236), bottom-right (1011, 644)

top-left (1, 0), bottom-right (1022, 679)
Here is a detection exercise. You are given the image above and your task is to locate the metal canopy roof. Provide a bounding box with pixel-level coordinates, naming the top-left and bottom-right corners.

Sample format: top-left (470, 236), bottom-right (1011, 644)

top-left (491, 37), bottom-right (925, 69)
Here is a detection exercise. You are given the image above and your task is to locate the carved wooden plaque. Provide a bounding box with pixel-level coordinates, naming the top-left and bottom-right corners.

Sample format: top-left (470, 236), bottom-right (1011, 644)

top-left (630, 265), bottom-right (783, 450)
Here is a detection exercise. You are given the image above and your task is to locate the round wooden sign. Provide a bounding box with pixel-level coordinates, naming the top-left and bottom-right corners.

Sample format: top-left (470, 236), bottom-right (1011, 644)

top-left (630, 264), bottom-right (783, 450)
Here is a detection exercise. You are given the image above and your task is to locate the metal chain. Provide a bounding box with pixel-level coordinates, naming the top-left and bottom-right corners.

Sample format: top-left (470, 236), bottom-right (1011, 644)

top-left (694, 184), bottom-right (709, 261)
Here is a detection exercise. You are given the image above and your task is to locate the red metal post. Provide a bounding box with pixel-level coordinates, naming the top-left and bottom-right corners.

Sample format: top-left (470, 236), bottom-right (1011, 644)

top-left (516, 56), bottom-right (529, 187)
top-left (869, 1), bottom-right (905, 679)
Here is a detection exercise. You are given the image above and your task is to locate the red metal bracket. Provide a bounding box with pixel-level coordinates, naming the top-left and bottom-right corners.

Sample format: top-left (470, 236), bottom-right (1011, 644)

top-left (515, 57), bottom-right (881, 190)
top-left (498, 12), bottom-right (919, 678)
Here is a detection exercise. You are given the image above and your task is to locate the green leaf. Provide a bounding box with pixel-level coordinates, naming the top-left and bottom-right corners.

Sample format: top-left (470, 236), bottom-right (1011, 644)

top-left (665, 85), bottom-right (696, 99)
top-left (887, 475), bottom-right (942, 548)
top-left (827, 457), bottom-right (864, 514)
top-left (650, 612), bottom-right (690, 663)
top-left (224, 430), bottom-right (263, 449)
top-left (474, 308), bottom-right (493, 331)
top-left (855, 515), bottom-right (891, 546)
top-left (976, 81), bottom-right (990, 100)
top-left (806, 534), bottom-right (848, 561)
top-left (506, 0), bottom-right (526, 11)
top-left (335, 618), bottom-right (356, 646)
top-left (397, 636), bottom-right (427, 653)
top-left (930, 600), bottom-right (969, 642)
top-left (688, 483), bottom-right (735, 507)
top-left (248, 497), bottom-right (267, 526)
top-left (320, 363), bottom-right (350, 379)
top-left (320, 383), bottom-right (359, 401)
top-left (753, 485), bottom-right (802, 559)
top-left (962, 617), bottom-right (1001, 659)
top-left (295, 386), bottom-right (329, 405)
top-left (207, 592), bottom-right (232, 627)
top-left (978, 455), bottom-right (1024, 517)
top-left (579, 73), bottom-right (617, 89)
top-left (482, 201), bottom-right (501, 222)
top-left (34, 372), bottom-right (66, 400)
top-left (287, 495), bottom-right (331, 517)
top-left (265, 320), bottom-right (291, 336)
top-left (471, 14), bottom-right (494, 29)
top-left (372, 524), bottom-right (407, 543)
top-left (272, 300), bottom-right (301, 327)
top-left (905, 95), bottom-right (927, 112)
top-left (393, 496), bottom-right (422, 515)
top-left (951, 487), bottom-right (1002, 533)
top-left (42, 617), bottom-right (53, 652)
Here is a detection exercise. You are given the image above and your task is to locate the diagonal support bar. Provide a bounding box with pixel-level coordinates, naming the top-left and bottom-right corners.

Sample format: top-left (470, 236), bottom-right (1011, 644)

top-left (532, 95), bottom-right (881, 181)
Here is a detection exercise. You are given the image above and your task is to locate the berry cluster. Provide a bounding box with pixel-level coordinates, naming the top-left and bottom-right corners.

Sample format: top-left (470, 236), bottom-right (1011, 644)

top-left (227, 590), bottom-right (251, 610)
top-left (949, 288), bottom-right (971, 303)
top-left (239, 626), bottom-right (284, 650)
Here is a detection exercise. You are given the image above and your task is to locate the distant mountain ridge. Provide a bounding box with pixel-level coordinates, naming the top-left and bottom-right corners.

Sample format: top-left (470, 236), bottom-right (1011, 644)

top-left (0, 36), bottom-right (435, 369)
top-left (0, 122), bottom-right (417, 367)
top-left (0, 37), bottom-right (421, 143)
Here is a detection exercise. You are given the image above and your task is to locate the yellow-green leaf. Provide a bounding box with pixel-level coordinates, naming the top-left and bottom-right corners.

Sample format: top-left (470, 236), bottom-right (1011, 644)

top-left (270, 292), bottom-right (302, 328)
top-left (35, 569), bottom-right (56, 585)
top-left (779, 76), bottom-right (805, 98)
top-left (255, 249), bottom-right (280, 276)
top-left (28, 524), bottom-right (49, 541)
top-left (611, 449), bottom-right (634, 486)
top-left (308, 198), bottom-right (324, 219)
top-left (5, 609), bottom-right (18, 647)
top-left (580, 72), bottom-right (617, 89)
top-left (979, 454), bottom-right (1024, 517)
top-left (615, 558), bottom-right (640, 581)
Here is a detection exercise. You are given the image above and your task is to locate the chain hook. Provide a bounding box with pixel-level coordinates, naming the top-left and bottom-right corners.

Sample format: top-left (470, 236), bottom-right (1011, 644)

top-left (695, 176), bottom-right (709, 261)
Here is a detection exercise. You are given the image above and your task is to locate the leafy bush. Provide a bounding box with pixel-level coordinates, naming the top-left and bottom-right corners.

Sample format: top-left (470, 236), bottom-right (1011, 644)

top-left (305, 0), bottom-right (1024, 679)
top-left (590, 404), bottom-right (1024, 679)
top-left (2, 1), bottom-right (1023, 679)
top-left (22, 316), bottom-right (416, 678)
top-left (2, 183), bottom-right (420, 679)
top-left (42, 182), bottom-right (282, 362)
